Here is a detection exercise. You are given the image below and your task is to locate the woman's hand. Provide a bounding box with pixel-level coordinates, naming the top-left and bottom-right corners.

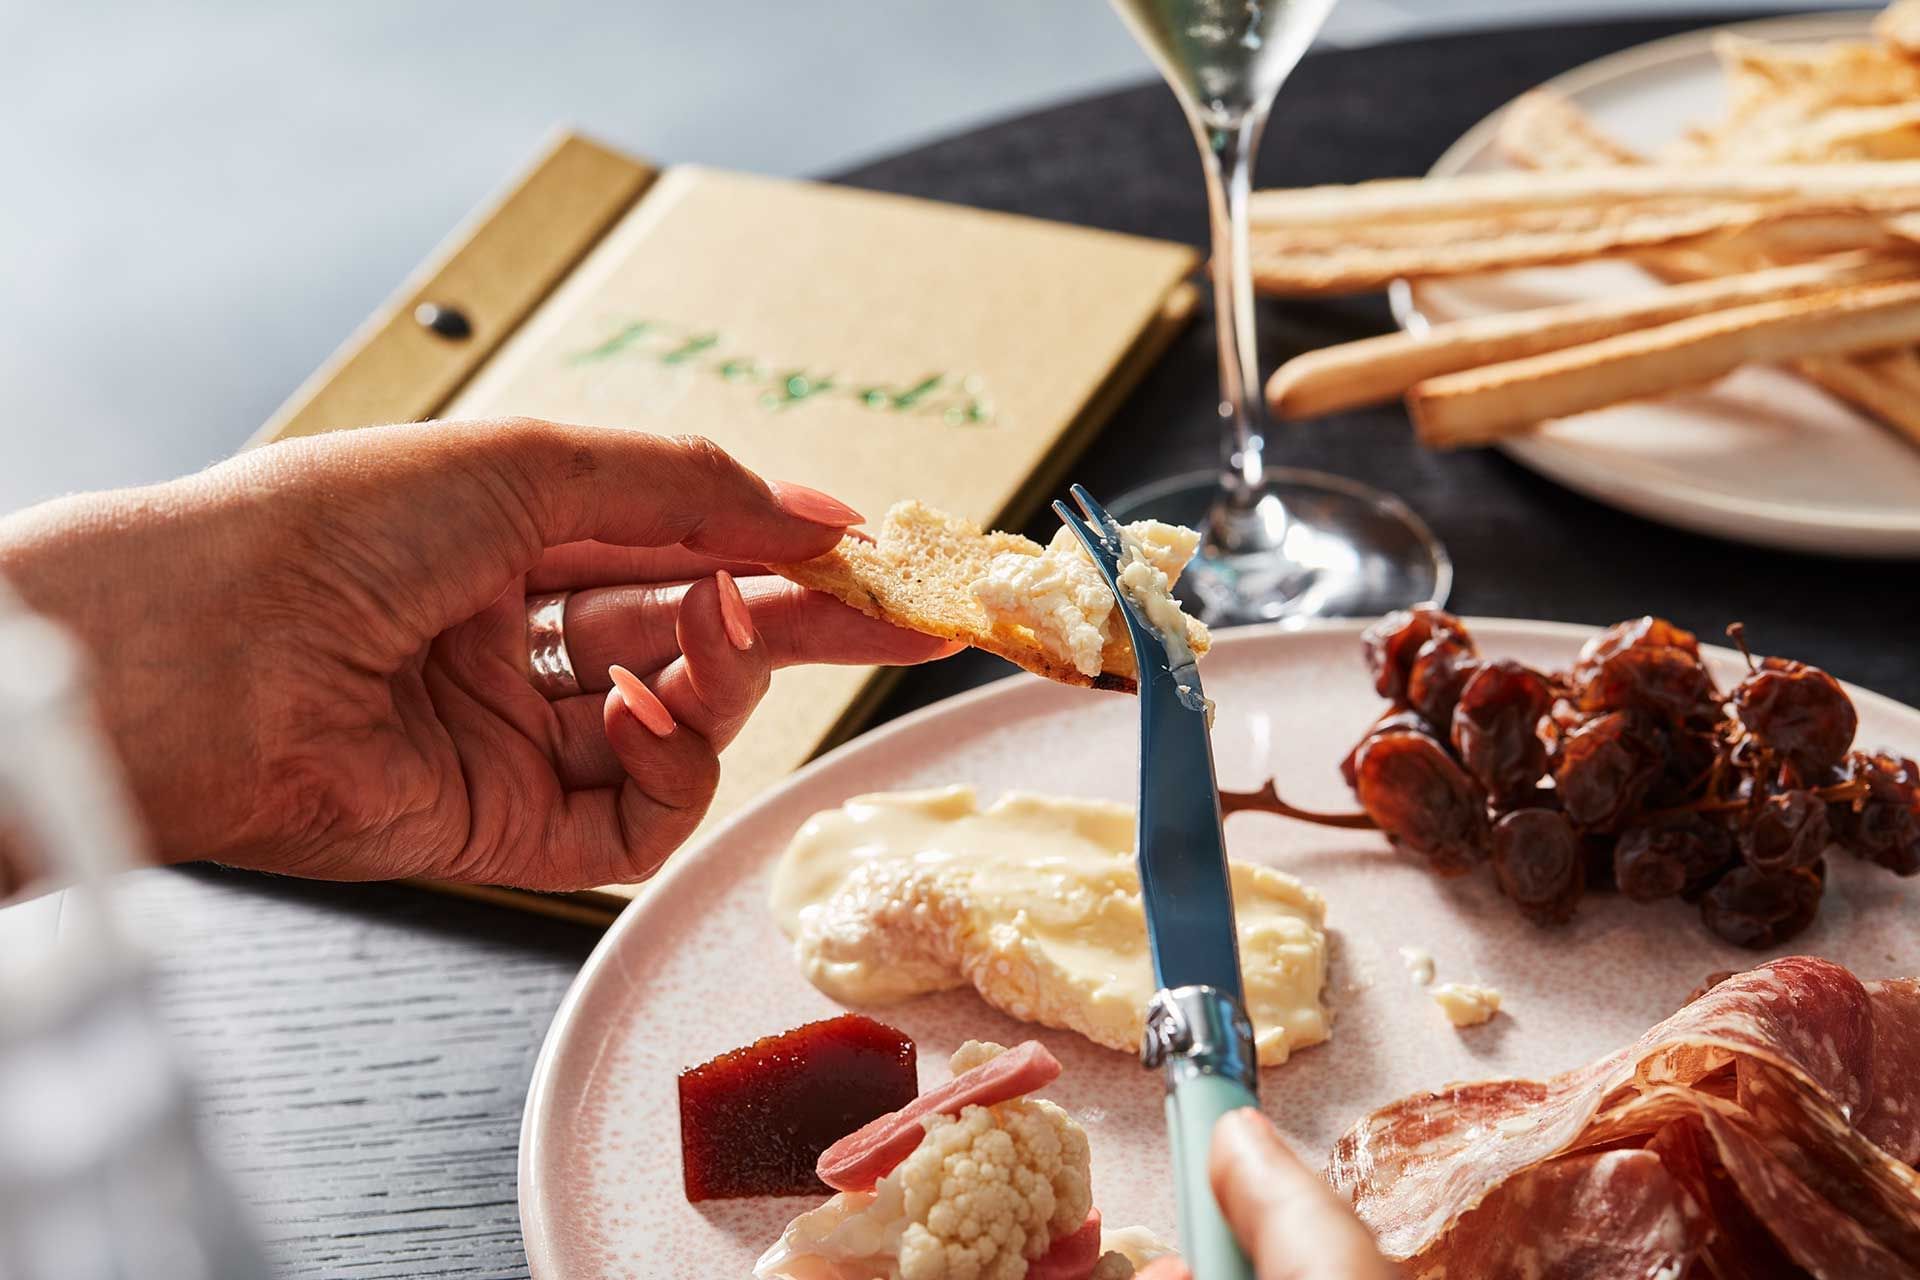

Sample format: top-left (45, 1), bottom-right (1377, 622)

top-left (1140, 1109), bottom-right (1399, 1280)
top-left (0, 418), bottom-right (953, 889)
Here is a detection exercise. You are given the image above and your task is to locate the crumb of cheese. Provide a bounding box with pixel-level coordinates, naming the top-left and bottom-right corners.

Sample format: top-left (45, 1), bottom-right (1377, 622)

top-left (1431, 982), bottom-right (1502, 1027)
top-left (1101, 1225), bottom-right (1177, 1269)
top-left (1398, 946), bottom-right (1435, 987)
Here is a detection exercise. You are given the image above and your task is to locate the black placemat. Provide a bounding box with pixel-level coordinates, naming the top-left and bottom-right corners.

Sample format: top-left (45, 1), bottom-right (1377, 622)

top-left (838, 13), bottom-right (1920, 722)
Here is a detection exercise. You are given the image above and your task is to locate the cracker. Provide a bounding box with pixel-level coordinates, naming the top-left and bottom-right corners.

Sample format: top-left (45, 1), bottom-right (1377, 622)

top-left (773, 500), bottom-right (1146, 691)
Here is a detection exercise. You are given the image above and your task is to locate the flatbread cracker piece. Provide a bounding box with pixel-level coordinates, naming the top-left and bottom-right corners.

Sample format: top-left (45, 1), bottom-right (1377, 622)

top-left (772, 501), bottom-right (1153, 692)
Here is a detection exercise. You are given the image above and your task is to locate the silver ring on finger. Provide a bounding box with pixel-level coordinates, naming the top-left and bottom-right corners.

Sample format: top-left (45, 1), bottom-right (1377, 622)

top-left (526, 591), bottom-right (582, 699)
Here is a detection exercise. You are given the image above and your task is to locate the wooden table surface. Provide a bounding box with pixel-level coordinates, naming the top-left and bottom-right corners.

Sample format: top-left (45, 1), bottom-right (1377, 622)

top-left (118, 13), bottom-right (1920, 1278)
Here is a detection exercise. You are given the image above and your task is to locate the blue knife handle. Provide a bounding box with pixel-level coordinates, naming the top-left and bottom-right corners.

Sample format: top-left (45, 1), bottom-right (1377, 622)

top-left (1168, 1073), bottom-right (1258, 1280)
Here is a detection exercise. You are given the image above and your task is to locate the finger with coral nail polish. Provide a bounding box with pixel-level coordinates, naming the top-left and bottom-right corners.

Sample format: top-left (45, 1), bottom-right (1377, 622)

top-left (649, 575), bottom-right (775, 753)
top-left (715, 570), bottom-right (756, 652)
top-left (768, 480), bottom-right (863, 527)
top-left (595, 681), bottom-right (721, 867)
top-left (607, 664), bottom-right (675, 736)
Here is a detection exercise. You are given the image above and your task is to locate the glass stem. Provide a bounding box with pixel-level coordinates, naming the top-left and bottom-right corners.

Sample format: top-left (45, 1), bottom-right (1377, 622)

top-left (1196, 108), bottom-right (1271, 506)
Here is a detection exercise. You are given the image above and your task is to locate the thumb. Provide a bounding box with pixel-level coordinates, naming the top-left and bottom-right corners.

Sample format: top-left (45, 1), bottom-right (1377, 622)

top-left (224, 418), bottom-right (864, 644)
top-left (1209, 1110), bottom-right (1399, 1280)
top-left (472, 419), bottom-right (864, 561)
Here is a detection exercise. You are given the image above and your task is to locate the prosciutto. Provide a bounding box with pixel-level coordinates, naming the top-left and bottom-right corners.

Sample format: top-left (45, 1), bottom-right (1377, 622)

top-left (816, 1039), bottom-right (1062, 1192)
top-left (1328, 957), bottom-right (1920, 1279)
top-left (1026, 1209), bottom-right (1104, 1280)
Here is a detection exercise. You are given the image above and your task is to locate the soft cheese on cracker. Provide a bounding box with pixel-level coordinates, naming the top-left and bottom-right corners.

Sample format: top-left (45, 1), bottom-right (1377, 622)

top-left (774, 500), bottom-right (1208, 691)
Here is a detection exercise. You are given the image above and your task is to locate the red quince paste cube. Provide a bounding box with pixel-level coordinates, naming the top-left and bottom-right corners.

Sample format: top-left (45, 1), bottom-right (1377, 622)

top-left (678, 1014), bottom-right (917, 1201)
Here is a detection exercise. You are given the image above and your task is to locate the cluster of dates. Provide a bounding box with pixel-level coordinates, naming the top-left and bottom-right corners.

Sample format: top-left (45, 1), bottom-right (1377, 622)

top-left (1342, 608), bottom-right (1920, 948)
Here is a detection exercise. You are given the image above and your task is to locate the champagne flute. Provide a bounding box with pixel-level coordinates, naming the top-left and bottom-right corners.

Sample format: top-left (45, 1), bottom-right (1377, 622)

top-left (1107, 0), bottom-right (1450, 624)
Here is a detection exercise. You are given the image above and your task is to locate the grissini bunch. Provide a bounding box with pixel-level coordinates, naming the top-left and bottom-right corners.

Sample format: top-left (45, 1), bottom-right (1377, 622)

top-left (1266, 253), bottom-right (1918, 419)
top-left (1406, 277), bottom-right (1920, 448)
top-left (1494, 88), bottom-right (1920, 449)
top-left (1252, 12), bottom-right (1920, 453)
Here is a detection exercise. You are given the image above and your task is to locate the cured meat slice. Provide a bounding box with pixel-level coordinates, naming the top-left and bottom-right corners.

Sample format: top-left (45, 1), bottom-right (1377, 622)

top-left (1405, 1150), bottom-right (1708, 1280)
top-left (816, 1039), bottom-right (1061, 1192)
top-left (1549, 1079), bottom-right (1920, 1276)
top-left (1646, 1117), bottom-right (1804, 1280)
top-left (1027, 1208), bottom-right (1104, 1280)
top-left (1731, 1062), bottom-right (1920, 1264)
top-left (1328, 957), bottom-right (1920, 1277)
top-left (1862, 978), bottom-right (1920, 1164)
top-left (1694, 1085), bottom-right (1914, 1277)
top-left (1331, 958), bottom-right (1875, 1256)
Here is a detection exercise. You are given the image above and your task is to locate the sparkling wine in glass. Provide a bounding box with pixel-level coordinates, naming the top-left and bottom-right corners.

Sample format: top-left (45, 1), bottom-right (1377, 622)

top-left (1107, 0), bottom-right (1450, 624)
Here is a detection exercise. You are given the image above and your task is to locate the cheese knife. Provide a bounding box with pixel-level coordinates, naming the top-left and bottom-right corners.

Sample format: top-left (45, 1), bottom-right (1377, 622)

top-left (1053, 484), bottom-right (1257, 1280)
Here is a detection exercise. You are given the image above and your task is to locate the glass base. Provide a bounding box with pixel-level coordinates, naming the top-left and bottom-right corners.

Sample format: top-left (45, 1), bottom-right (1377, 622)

top-left (1108, 468), bottom-right (1452, 627)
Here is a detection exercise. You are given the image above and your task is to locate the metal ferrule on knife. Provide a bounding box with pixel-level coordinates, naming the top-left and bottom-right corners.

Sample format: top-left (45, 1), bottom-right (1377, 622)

top-left (1142, 985), bottom-right (1260, 1092)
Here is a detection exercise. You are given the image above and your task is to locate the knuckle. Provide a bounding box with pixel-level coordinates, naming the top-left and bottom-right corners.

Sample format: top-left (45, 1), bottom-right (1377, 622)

top-left (655, 739), bottom-right (722, 812)
top-left (464, 416), bottom-right (553, 479)
top-left (733, 654), bottom-right (774, 709)
top-left (487, 416), bottom-right (564, 480)
top-left (758, 585), bottom-right (815, 659)
top-left (493, 414), bottom-right (560, 446)
top-left (668, 433), bottom-right (741, 480)
top-left (247, 754), bottom-right (352, 857)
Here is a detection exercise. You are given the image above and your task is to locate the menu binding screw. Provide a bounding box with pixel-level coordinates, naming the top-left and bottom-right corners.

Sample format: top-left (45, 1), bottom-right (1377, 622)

top-left (414, 302), bottom-right (472, 341)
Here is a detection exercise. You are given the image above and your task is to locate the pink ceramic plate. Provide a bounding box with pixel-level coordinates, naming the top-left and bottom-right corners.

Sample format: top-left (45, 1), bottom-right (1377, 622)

top-left (520, 620), bottom-right (1920, 1279)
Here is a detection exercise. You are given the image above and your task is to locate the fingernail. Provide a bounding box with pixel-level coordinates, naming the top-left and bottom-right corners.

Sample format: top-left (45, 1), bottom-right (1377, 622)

top-left (608, 665), bottom-right (675, 737)
top-left (715, 571), bottom-right (755, 651)
top-left (770, 481), bottom-right (863, 527)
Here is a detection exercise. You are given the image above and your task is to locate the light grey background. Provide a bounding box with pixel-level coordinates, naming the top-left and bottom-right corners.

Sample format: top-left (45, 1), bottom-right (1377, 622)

top-left (0, 2), bottom-right (1851, 513)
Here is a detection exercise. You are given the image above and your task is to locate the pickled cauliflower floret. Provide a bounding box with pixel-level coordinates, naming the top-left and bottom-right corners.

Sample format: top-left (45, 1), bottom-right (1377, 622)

top-left (946, 1039), bottom-right (1007, 1074)
top-left (895, 1099), bottom-right (1090, 1279)
top-left (969, 522), bottom-right (1206, 678)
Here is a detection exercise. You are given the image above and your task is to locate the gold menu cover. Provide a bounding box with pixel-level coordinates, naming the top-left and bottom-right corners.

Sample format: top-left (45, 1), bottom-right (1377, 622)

top-left (257, 133), bottom-right (1198, 920)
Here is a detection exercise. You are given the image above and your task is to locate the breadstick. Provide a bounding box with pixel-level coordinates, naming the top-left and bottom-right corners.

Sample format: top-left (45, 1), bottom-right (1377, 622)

top-left (1249, 208), bottom-right (1906, 296)
top-left (1407, 279), bottom-right (1920, 448)
top-left (1495, 91), bottom-right (1645, 170)
top-left (1258, 197), bottom-right (1920, 251)
top-left (1246, 161), bottom-right (1920, 233)
top-left (1702, 100), bottom-right (1920, 164)
top-left (1799, 348), bottom-right (1920, 449)
top-left (1267, 254), bottom-right (1917, 419)
top-left (1876, 0), bottom-right (1920, 58)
